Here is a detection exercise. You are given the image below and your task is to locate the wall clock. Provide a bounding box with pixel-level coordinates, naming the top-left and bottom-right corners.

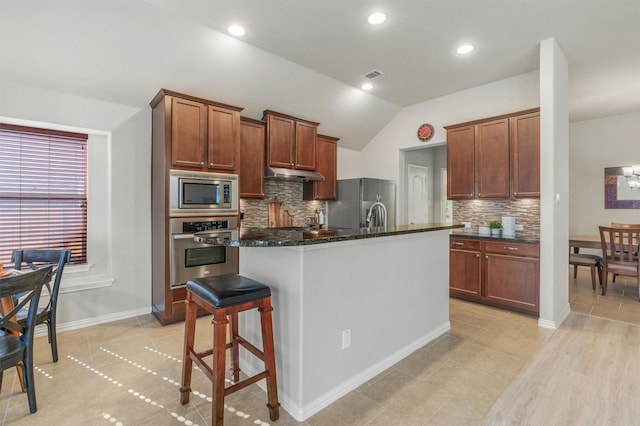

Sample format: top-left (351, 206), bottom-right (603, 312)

top-left (417, 123), bottom-right (434, 142)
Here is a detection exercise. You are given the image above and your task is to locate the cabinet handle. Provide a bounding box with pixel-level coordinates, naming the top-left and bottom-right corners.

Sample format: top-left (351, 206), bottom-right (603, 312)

top-left (453, 242), bottom-right (464, 246)
top-left (514, 192), bottom-right (518, 195)
top-left (504, 247), bottom-right (519, 251)
top-left (476, 254), bottom-right (480, 258)
top-left (209, 163), bottom-right (213, 166)
top-left (200, 162), bottom-right (204, 166)
top-left (485, 255), bottom-right (488, 259)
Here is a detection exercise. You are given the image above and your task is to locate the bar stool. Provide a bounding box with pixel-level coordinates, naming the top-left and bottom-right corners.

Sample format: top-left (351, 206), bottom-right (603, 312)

top-left (180, 273), bottom-right (280, 425)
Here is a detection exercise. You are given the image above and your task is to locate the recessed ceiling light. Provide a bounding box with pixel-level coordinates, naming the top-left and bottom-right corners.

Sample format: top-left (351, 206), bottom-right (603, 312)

top-left (368, 12), bottom-right (387, 25)
top-left (227, 25), bottom-right (246, 37)
top-left (361, 83), bottom-right (374, 91)
top-left (456, 44), bottom-right (474, 54)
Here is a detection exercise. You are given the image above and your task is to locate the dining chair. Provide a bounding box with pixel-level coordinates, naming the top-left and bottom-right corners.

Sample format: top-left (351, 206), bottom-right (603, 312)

top-left (610, 223), bottom-right (640, 283)
top-left (598, 226), bottom-right (640, 299)
top-left (10, 250), bottom-right (71, 362)
top-left (569, 253), bottom-right (602, 290)
top-left (0, 265), bottom-right (52, 413)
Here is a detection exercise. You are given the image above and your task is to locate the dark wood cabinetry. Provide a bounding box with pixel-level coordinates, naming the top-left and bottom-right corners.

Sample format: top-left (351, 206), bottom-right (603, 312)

top-left (304, 134), bottom-right (338, 200)
top-left (446, 125), bottom-right (475, 199)
top-left (450, 237), bottom-right (539, 315)
top-left (476, 118), bottom-right (510, 198)
top-left (449, 238), bottom-right (482, 297)
top-left (263, 110), bottom-right (318, 171)
top-left (149, 89), bottom-right (242, 325)
top-left (153, 89), bottom-right (242, 174)
top-left (239, 117), bottom-right (266, 198)
top-left (510, 112), bottom-right (540, 198)
top-left (445, 108), bottom-right (539, 200)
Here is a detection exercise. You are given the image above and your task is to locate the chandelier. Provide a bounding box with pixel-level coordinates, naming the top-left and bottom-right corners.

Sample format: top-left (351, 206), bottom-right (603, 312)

top-left (622, 165), bottom-right (640, 190)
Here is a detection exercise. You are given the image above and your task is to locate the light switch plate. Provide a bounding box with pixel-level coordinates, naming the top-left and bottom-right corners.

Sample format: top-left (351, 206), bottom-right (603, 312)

top-left (462, 222), bottom-right (471, 228)
top-left (515, 224), bottom-right (524, 231)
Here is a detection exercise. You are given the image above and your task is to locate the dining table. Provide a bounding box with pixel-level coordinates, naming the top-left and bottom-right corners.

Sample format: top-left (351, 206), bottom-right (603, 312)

top-left (569, 235), bottom-right (602, 252)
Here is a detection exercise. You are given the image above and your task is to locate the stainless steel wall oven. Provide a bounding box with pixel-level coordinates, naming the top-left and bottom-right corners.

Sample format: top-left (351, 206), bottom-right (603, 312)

top-left (169, 216), bottom-right (238, 288)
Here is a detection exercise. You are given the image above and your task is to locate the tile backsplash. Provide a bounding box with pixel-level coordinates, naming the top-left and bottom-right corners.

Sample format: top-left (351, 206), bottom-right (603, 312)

top-left (239, 180), bottom-right (325, 228)
top-left (453, 199), bottom-right (540, 238)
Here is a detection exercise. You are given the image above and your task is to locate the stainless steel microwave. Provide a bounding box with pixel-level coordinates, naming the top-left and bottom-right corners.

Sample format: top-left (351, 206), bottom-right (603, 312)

top-left (169, 170), bottom-right (238, 216)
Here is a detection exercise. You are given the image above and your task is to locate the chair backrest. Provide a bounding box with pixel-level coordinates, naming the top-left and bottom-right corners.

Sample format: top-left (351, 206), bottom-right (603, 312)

top-left (611, 223), bottom-right (640, 228)
top-left (10, 249), bottom-right (71, 311)
top-left (0, 266), bottom-right (52, 337)
top-left (598, 226), bottom-right (640, 275)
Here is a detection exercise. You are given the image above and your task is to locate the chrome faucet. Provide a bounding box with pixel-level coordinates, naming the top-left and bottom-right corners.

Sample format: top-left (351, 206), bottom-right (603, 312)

top-left (366, 194), bottom-right (388, 230)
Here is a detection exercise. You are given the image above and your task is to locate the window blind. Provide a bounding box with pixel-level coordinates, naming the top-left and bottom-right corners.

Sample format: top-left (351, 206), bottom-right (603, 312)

top-left (0, 124), bottom-right (88, 265)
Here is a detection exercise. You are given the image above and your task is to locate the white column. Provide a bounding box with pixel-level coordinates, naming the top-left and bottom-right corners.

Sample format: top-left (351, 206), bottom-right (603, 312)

top-left (538, 37), bottom-right (570, 328)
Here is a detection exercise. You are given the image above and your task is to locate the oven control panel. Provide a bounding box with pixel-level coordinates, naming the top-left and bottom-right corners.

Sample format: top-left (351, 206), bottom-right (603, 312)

top-left (182, 220), bottom-right (229, 233)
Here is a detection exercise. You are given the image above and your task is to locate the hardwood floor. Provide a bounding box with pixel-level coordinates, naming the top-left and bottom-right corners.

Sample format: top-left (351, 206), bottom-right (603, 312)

top-left (0, 268), bottom-right (637, 425)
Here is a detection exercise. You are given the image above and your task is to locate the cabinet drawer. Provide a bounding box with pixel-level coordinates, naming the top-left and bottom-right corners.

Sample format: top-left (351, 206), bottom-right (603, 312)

top-left (450, 238), bottom-right (481, 251)
top-left (484, 241), bottom-right (539, 257)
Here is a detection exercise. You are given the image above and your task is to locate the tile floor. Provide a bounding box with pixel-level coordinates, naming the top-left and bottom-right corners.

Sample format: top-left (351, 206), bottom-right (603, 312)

top-left (0, 268), bottom-right (637, 425)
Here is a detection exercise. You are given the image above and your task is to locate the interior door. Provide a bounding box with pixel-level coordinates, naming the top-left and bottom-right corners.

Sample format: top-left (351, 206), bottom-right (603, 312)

top-left (408, 164), bottom-right (429, 224)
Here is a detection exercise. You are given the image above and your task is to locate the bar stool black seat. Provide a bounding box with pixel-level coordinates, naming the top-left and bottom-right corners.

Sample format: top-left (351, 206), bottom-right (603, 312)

top-left (180, 273), bottom-right (280, 426)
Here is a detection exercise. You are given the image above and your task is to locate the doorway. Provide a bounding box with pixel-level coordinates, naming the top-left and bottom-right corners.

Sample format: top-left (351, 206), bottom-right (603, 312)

top-left (401, 144), bottom-right (448, 224)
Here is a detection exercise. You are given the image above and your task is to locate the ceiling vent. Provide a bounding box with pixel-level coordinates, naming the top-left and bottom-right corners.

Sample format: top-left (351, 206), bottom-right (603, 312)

top-left (363, 69), bottom-right (384, 79)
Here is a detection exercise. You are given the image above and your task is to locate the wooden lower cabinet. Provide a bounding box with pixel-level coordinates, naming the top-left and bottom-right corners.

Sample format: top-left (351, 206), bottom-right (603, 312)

top-left (449, 239), bottom-right (482, 298)
top-left (450, 237), bottom-right (539, 315)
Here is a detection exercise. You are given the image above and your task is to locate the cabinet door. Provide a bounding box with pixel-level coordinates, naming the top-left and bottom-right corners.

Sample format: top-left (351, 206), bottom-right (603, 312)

top-left (267, 114), bottom-right (295, 168)
top-left (446, 125), bottom-right (475, 199)
top-left (171, 97), bottom-right (206, 168)
top-left (304, 135), bottom-right (337, 200)
top-left (476, 118), bottom-right (510, 198)
top-left (295, 121), bottom-right (317, 170)
top-left (239, 119), bottom-right (265, 198)
top-left (484, 254), bottom-right (539, 314)
top-left (450, 249), bottom-right (482, 299)
top-left (511, 112), bottom-right (540, 198)
top-left (207, 105), bottom-right (239, 172)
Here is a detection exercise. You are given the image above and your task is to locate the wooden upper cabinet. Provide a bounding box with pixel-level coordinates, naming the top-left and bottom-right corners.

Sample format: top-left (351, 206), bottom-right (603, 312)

top-left (295, 121), bottom-right (317, 170)
top-left (445, 107), bottom-right (539, 200)
top-left (446, 125), bottom-right (475, 199)
top-left (171, 97), bottom-right (206, 168)
top-left (304, 134), bottom-right (338, 200)
top-left (154, 90), bottom-right (242, 173)
top-left (476, 118), bottom-right (510, 198)
top-left (511, 112), bottom-right (540, 198)
top-left (266, 114), bottom-right (295, 168)
top-left (239, 117), bottom-right (266, 198)
top-left (264, 110), bottom-right (319, 170)
top-left (207, 105), bottom-right (239, 172)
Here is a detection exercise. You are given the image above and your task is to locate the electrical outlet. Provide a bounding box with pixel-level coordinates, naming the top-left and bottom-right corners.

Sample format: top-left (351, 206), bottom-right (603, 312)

top-left (462, 222), bottom-right (471, 229)
top-left (515, 224), bottom-right (524, 231)
top-left (341, 329), bottom-right (351, 349)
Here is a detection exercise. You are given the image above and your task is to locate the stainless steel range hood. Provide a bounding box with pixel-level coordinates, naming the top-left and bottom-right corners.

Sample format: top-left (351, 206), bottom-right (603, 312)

top-left (264, 167), bottom-right (325, 181)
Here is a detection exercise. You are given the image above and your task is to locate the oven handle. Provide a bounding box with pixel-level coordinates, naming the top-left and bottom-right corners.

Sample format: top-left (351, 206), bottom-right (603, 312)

top-left (171, 233), bottom-right (197, 240)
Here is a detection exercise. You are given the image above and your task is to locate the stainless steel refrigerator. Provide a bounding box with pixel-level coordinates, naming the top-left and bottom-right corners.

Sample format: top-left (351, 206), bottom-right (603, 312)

top-left (327, 178), bottom-right (396, 229)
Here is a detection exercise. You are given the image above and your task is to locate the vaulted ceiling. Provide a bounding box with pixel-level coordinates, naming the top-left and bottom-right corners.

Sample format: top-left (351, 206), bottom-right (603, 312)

top-left (1, 0), bottom-right (638, 150)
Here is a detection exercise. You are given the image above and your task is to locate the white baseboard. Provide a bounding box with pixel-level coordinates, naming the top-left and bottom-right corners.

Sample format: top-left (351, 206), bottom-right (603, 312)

top-left (35, 306), bottom-right (152, 337)
top-left (251, 321), bottom-right (451, 421)
top-left (538, 302), bottom-right (571, 329)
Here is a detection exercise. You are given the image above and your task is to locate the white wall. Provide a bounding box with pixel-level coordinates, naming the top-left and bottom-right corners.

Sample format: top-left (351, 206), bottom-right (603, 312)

top-left (342, 71), bottom-right (540, 223)
top-left (0, 84), bottom-right (151, 328)
top-left (569, 111), bottom-right (640, 233)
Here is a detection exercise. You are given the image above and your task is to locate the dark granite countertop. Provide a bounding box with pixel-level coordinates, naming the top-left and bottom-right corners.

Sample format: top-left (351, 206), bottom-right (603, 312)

top-left (195, 223), bottom-right (464, 247)
top-left (450, 229), bottom-right (540, 244)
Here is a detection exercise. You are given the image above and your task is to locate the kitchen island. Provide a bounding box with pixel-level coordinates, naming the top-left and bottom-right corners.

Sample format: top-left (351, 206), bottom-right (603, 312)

top-left (196, 223), bottom-right (461, 421)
